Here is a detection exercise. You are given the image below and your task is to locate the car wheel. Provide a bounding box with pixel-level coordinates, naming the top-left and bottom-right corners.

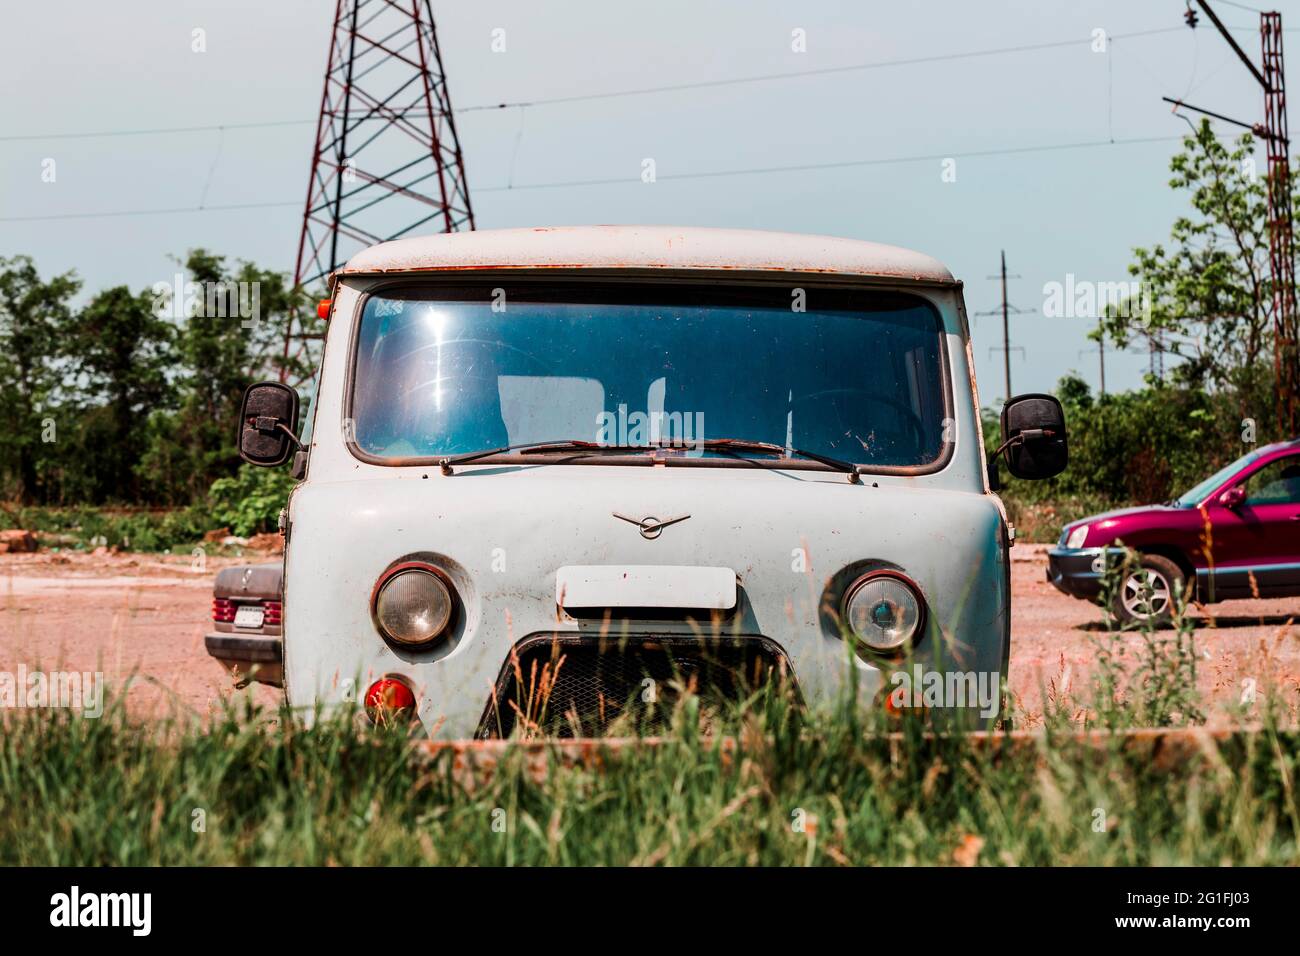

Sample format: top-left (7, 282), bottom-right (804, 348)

top-left (1110, 554), bottom-right (1184, 627)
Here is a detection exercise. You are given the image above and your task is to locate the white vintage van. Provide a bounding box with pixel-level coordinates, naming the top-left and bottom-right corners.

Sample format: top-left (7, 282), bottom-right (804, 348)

top-left (238, 226), bottom-right (1066, 737)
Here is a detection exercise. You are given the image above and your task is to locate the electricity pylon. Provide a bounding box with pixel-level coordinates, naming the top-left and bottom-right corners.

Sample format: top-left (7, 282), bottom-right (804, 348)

top-left (283, 0), bottom-right (475, 382)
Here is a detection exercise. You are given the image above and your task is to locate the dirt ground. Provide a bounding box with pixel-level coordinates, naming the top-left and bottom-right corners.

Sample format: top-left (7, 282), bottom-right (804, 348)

top-left (0, 551), bottom-right (279, 719)
top-left (1, 545), bottom-right (1297, 725)
top-left (1009, 544), bottom-right (1300, 726)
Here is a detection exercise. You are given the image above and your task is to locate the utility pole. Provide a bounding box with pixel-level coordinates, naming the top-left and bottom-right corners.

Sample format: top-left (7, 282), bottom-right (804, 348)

top-left (976, 251), bottom-right (1028, 401)
top-left (1097, 322), bottom-right (1107, 396)
top-left (1000, 250), bottom-right (1012, 400)
top-left (1078, 321), bottom-right (1109, 396)
top-left (1164, 1), bottom-right (1298, 433)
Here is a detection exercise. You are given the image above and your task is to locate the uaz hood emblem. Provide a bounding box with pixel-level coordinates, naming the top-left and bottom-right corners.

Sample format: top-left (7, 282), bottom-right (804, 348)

top-left (612, 512), bottom-right (691, 540)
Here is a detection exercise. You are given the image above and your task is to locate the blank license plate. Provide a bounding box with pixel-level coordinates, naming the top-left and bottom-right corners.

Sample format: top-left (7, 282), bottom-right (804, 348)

top-left (234, 605), bottom-right (265, 629)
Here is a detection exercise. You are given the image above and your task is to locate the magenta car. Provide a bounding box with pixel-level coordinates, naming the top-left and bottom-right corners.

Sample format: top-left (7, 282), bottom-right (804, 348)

top-left (1049, 438), bottom-right (1300, 624)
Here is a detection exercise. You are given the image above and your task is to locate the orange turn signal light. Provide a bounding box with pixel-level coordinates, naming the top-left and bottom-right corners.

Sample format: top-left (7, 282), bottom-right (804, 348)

top-left (316, 299), bottom-right (332, 320)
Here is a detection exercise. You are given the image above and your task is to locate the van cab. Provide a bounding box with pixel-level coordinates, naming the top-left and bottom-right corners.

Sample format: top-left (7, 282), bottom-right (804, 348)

top-left (238, 226), bottom-right (1066, 736)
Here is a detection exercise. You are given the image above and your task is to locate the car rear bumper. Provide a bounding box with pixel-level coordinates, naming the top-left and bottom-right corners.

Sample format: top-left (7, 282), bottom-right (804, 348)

top-left (1046, 547), bottom-right (1125, 600)
top-left (205, 633), bottom-right (284, 687)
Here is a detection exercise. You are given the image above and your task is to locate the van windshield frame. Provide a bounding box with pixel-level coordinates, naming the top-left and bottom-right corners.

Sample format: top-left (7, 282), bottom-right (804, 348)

top-left (342, 279), bottom-right (955, 476)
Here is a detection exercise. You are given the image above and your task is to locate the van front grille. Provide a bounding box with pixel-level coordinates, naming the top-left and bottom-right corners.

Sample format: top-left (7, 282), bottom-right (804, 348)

top-left (478, 634), bottom-right (793, 739)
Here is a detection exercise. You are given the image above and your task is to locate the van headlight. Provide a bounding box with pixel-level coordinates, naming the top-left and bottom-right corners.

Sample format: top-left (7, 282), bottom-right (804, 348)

top-left (1066, 524), bottom-right (1089, 549)
top-left (372, 564), bottom-right (454, 646)
top-left (843, 572), bottom-right (923, 653)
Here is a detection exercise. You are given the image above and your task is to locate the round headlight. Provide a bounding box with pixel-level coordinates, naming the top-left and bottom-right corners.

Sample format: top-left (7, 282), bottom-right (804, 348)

top-left (844, 573), bottom-right (923, 652)
top-left (373, 566), bottom-right (453, 646)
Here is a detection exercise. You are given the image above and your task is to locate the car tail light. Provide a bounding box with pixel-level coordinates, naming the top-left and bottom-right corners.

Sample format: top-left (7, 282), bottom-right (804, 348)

top-left (214, 598), bottom-right (280, 625)
top-left (364, 677), bottom-right (417, 723)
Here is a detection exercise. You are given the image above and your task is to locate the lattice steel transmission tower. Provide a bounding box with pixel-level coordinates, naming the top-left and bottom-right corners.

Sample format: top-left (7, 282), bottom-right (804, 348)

top-left (1261, 11), bottom-right (1298, 434)
top-left (284, 0), bottom-right (475, 380)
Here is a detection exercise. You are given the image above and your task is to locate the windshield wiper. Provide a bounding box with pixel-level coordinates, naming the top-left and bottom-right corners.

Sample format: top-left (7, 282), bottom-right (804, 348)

top-left (694, 438), bottom-right (862, 483)
top-left (439, 437), bottom-right (862, 483)
top-left (439, 439), bottom-right (652, 474)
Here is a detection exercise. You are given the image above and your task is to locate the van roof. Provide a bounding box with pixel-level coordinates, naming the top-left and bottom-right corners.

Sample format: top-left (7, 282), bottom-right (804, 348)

top-left (340, 225), bottom-right (958, 285)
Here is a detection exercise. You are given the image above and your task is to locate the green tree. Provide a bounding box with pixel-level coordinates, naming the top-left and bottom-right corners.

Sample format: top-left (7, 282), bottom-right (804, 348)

top-left (1101, 119), bottom-right (1287, 421)
top-left (142, 250), bottom-right (296, 502)
top-left (67, 286), bottom-right (175, 502)
top-left (0, 256), bottom-right (80, 503)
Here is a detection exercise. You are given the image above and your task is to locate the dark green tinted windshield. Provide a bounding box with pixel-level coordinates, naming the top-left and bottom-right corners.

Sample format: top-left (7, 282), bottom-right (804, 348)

top-left (1176, 449), bottom-right (1261, 506)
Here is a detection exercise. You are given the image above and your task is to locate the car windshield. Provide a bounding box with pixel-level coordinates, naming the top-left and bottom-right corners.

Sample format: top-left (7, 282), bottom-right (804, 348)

top-left (349, 284), bottom-right (949, 469)
top-left (1175, 449), bottom-right (1261, 506)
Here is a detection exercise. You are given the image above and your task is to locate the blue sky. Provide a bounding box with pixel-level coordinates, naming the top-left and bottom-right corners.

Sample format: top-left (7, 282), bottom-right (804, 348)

top-left (2, 0), bottom-right (1296, 401)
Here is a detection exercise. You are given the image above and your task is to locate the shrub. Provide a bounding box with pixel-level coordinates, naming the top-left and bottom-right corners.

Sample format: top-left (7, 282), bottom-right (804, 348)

top-left (0, 504), bottom-right (212, 552)
top-left (988, 371), bottom-right (1283, 541)
top-left (207, 464), bottom-right (297, 537)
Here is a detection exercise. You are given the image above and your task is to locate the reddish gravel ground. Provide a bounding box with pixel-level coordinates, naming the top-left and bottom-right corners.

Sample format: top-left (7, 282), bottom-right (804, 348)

top-left (1010, 544), bottom-right (1300, 727)
top-left (2, 546), bottom-right (1297, 726)
top-left (0, 551), bottom-right (278, 719)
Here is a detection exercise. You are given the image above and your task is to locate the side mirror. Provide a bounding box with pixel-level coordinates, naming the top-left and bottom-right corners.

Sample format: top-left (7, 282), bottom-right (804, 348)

top-left (1217, 484), bottom-right (1245, 509)
top-left (999, 393), bottom-right (1067, 480)
top-left (238, 382), bottom-right (301, 467)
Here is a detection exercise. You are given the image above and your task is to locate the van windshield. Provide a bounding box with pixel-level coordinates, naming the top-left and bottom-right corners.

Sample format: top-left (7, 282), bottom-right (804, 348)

top-left (348, 284), bottom-right (949, 469)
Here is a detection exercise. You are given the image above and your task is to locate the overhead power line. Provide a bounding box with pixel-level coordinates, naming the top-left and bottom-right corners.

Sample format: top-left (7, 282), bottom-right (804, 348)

top-left (0, 200), bottom-right (302, 223)
top-left (0, 133), bottom-right (1183, 223)
top-left (477, 134), bottom-right (1182, 192)
top-left (0, 24), bottom-right (1228, 143)
top-left (0, 119), bottom-right (317, 143)
top-left (456, 26), bottom-right (1191, 113)
top-left (1212, 0), bottom-right (1266, 13)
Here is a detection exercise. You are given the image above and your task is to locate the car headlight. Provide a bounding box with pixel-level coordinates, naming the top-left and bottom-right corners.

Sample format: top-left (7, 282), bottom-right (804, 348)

top-left (843, 572), bottom-right (924, 653)
top-left (1066, 524), bottom-right (1089, 549)
top-left (372, 564), bottom-right (454, 646)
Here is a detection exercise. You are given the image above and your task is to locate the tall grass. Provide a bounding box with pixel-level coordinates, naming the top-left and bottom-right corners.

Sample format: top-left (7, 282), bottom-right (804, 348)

top-left (1, 683), bottom-right (1297, 866)
top-left (2, 560), bottom-right (1296, 866)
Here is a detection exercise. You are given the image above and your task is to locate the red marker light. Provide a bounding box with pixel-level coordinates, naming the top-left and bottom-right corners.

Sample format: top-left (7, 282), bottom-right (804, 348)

top-left (316, 299), bottom-right (332, 320)
top-left (364, 677), bottom-right (417, 723)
